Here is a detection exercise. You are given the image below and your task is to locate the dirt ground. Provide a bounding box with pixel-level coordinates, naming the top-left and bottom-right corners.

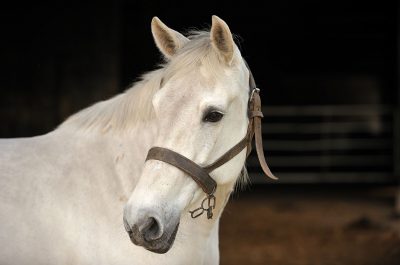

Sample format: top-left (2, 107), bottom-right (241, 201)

top-left (219, 185), bottom-right (400, 265)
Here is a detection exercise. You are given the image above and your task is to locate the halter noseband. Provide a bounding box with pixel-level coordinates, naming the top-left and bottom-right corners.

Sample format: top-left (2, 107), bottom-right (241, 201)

top-left (145, 62), bottom-right (276, 219)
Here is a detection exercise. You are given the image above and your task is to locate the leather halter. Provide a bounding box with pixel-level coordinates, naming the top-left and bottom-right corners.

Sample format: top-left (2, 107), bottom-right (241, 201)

top-left (145, 62), bottom-right (276, 219)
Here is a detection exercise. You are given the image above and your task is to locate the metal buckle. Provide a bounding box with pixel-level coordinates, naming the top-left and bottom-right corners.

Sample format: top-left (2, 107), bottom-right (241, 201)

top-left (250, 88), bottom-right (260, 101)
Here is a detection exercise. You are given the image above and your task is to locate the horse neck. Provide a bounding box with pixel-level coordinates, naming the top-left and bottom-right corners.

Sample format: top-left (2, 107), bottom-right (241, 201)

top-left (56, 77), bottom-right (160, 199)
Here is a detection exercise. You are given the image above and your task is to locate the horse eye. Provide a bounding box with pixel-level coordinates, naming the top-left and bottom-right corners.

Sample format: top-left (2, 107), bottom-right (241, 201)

top-left (203, 111), bottom-right (224, 123)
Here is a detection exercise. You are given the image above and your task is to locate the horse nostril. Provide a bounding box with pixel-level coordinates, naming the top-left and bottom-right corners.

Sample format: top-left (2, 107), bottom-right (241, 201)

top-left (140, 217), bottom-right (163, 242)
top-left (123, 216), bottom-right (132, 233)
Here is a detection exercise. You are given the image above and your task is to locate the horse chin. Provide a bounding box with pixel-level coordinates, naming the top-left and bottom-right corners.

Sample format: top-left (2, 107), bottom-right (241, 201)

top-left (130, 222), bottom-right (180, 254)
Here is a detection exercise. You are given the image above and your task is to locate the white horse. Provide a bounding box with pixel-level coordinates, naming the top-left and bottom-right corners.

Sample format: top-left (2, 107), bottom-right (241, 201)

top-left (0, 16), bottom-right (262, 265)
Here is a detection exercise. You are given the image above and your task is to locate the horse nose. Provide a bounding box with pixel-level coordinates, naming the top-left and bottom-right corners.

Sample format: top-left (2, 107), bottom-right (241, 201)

top-left (123, 205), bottom-right (180, 253)
top-left (134, 216), bottom-right (163, 242)
top-left (124, 211), bottom-right (164, 243)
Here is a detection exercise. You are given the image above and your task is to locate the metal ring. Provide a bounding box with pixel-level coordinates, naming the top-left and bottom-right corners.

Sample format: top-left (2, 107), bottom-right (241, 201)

top-left (250, 88), bottom-right (260, 101)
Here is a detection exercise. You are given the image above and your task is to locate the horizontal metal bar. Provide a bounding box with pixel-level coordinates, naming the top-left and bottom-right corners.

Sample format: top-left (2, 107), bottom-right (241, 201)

top-left (261, 138), bottom-right (392, 151)
top-left (249, 172), bottom-right (396, 183)
top-left (262, 121), bottom-right (392, 134)
top-left (263, 105), bottom-right (393, 116)
top-left (246, 154), bottom-right (392, 167)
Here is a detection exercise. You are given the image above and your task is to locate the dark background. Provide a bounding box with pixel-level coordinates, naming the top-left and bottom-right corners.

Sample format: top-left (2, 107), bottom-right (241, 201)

top-left (0, 0), bottom-right (398, 183)
top-left (1, 2), bottom-right (400, 264)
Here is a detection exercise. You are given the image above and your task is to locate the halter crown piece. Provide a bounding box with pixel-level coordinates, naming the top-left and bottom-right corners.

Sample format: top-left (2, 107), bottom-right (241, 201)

top-left (145, 62), bottom-right (277, 219)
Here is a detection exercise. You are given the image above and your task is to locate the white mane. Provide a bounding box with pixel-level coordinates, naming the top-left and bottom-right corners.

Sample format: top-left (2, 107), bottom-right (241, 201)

top-left (60, 69), bottom-right (162, 133)
top-left (60, 31), bottom-right (226, 133)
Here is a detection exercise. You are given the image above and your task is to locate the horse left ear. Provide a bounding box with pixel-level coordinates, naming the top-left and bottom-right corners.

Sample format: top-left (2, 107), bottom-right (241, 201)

top-left (210, 15), bottom-right (235, 65)
top-left (151, 17), bottom-right (189, 60)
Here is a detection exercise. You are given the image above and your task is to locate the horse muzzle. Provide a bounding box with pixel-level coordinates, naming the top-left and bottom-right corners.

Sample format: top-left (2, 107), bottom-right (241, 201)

top-left (123, 209), bottom-right (180, 254)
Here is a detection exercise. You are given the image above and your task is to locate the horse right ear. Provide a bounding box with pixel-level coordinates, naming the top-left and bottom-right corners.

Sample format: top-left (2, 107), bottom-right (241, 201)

top-left (151, 17), bottom-right (189, 60)
top-left (210, 16), bottom-right (235, 65)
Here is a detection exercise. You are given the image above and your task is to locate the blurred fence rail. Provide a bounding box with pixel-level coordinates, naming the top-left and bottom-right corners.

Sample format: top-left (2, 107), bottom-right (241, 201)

top-left (248, 105), bottom-right (396, 183)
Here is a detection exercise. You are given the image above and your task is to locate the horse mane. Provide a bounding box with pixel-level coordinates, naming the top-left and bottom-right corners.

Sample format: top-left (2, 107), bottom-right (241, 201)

top-left (60, 30), bottom-right (225, 133)
top-left (59, 69), bottom-right (162, 133)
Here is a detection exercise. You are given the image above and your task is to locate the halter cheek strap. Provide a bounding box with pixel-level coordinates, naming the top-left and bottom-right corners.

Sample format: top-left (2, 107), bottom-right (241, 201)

top-left (145, 65), bottom-right (277, 219)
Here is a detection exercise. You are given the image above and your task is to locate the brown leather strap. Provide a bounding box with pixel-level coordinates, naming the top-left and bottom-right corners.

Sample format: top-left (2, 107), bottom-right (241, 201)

top-left (203, 135), bottom-right (249, 173)
top-left (205, 91), bottom-right (276, 179)
top-left (251, 93), bottom-right (277, 180)
top-left (146, 147), bottom-right (217, 195)
top-left (246, 62), bottom-right (276, 179)
top-left (249, 110), bottom-right (264, 119)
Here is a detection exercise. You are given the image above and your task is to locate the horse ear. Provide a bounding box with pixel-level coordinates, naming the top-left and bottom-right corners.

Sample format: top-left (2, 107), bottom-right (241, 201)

top-left (151, 17), bottom-right (189, 59)
top-left (210, 15), bottom-right (235, 65)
